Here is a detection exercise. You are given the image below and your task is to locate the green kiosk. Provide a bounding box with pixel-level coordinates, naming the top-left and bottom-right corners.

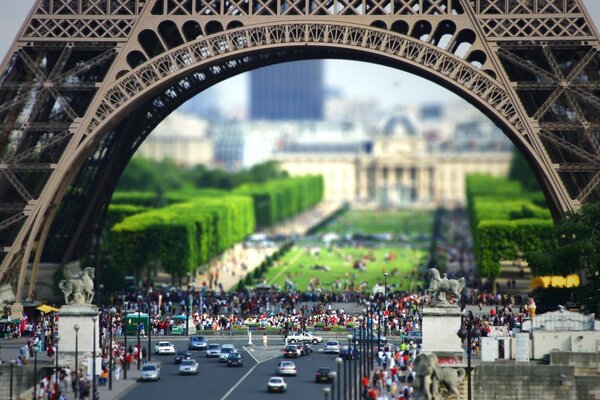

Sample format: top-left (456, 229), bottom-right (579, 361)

top-left (125, 312), bottom-right (150, 335)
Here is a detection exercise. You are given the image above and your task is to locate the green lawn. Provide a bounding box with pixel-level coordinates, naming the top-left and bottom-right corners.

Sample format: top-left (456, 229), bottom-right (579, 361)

top-left (317, 209), bottom-right (434, 236)
top-left (261, 245), bottom-right (426, 293)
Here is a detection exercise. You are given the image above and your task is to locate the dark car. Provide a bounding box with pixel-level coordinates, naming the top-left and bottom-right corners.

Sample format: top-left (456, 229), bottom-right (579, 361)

top-left (174, 350), bottom-right (192, 364)
top-left (283, 345), bottom-right (301, 358)
top-left (353, 329), bottom-right (387, 346)
top-left (405, 330), bottom-right (422, 345)
top-left (226, 352), bottom-right (243, 367)
top-left (188, 336), bottom-right (208, 351)
top-left (315, 367), bottom-right (332, 383)
top-left (339, 346), bottom-right (360, 360)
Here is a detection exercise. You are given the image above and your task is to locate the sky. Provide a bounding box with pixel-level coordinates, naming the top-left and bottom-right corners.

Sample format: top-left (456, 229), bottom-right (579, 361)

top-left (2, 0), bottom-right (600, 112)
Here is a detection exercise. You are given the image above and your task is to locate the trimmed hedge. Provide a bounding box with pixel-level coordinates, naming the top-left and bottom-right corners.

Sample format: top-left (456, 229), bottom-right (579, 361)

top-left (466, 174), bottom-right (555, 278)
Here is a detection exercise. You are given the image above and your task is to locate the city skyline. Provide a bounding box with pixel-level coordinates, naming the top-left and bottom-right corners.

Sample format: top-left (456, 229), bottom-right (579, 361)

top-left (2, 1), bottom-right (600, 114)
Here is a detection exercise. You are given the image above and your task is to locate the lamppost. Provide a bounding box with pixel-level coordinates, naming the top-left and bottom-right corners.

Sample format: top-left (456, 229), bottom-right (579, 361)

top-left (54, 333), bottom-right (60, 392)
top-left (92, 315), bottom-right (98, 400)
top-left (32, 340), bottom-right (38, 400)
top-left (346, 334), bottom-right (353, 400)
top-left (335, 356), bottom-right (342, 400)
top-left (148, 296), bottom-right (152, 362)
top-left (9, 359), bottom-right (15, 400)
top-left (322, 386), bottom-right (330, 400)
top-left (329, 371), bottom-right (337, 400)
top-left (357, 314), bottom-right (364, 390)
top-left (137, 296), bottom-right (142, 370)
top-left (108, 307), bottom-right (117, 390)
top-left (123, 311), bottom-right (128, 380)
top-left (73, 324), bottom-right (79, 399)
top-left (383, 272), bottom-right (388, 337)
top-left (457, 311), bottom-right (481, 400)
top-left (353, 339), bottom-right (360, 400)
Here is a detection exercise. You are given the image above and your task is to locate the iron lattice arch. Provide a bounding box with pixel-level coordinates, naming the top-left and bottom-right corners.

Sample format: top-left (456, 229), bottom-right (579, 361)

top-left (0, 0), bottom-right (600, 303)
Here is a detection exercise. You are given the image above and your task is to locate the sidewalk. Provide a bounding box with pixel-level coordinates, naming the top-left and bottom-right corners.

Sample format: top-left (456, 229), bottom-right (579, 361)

top-left (0, 338), bottom-right (142, 400)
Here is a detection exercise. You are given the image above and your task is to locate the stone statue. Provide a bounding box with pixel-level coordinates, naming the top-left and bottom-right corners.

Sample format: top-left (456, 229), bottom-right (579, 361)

top-left (0, 283), bottom-right (17, 316)
top-left (426, 268), bottom-right (465, 305)
top-left (58, 267), bottom-right (95, 305)
top-left (414, 353), bottom-right (466, 400)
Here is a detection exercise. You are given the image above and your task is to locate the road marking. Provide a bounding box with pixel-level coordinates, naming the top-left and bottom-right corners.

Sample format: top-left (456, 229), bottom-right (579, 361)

top-left (220, 349), bottom-right (261, 400)
top-left (268, 246), bottom-right (302, 284)
top-left (243, 346), bottom-right (260, 364)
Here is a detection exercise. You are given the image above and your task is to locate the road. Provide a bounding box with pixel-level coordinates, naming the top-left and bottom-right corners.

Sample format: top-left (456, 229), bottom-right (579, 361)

top-left (122, 336), bottom-right (355, 400)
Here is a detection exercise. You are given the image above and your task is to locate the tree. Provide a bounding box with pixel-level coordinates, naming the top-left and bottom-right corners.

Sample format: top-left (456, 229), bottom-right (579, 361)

top-left (508, 149), bottom-right (541, 192)
top-left (527, 203), bottom-right (600, 316)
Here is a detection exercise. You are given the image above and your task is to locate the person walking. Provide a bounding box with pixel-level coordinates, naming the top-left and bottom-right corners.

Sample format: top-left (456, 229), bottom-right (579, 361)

top-left (262, 333), bottom-right (268, 350)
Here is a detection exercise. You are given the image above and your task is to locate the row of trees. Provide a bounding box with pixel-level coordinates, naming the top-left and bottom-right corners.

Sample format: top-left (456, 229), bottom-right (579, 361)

top-left (466, 174), bottom-right (555, 279)
top-left (109, 176), bottom-right (324, 280)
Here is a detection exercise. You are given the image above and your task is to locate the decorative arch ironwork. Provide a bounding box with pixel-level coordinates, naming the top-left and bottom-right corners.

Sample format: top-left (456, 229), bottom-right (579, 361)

top-left (0, 0), bottom-right (599, 306)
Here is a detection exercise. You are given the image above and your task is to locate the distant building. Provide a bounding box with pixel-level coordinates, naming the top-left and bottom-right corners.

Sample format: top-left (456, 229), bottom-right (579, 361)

top-left (137, 113), bottom-right (213, 167)
top-left (250, 61), bottom-right (324, 121)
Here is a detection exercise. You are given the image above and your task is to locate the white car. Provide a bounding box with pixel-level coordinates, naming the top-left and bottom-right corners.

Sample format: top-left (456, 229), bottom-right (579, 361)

top-left (287, 331), bottom-right (323, 344)
top-left (154, 341), bottom-right (175, 355)
top-left (206, 343), bottom-right (221, 358)
top-left (179, 359), bottom-right (199, 375)
top-left (219, 344), bottom-right (236, 362)
top-left (276, 360), bottom-right (297, 376)
top-left (324, 340), bottom-right (341, 354)
top-left (139, 363), bottom-right (160, 381)
top-left (267, 376), bottom-right (287, 393)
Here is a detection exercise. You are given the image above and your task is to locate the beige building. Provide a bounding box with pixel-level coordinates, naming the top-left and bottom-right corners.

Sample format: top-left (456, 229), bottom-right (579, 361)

top-left (276, 116), bottom-right (512, 208)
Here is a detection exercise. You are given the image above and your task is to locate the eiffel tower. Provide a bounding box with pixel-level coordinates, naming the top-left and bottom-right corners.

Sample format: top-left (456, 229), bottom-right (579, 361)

top-left (0, 0), bottom-right (599, 305)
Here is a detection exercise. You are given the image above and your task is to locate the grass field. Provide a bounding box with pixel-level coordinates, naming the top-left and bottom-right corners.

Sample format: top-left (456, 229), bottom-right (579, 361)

top-left (316, 209), bottom-right (434, 236)
top-left (261, 245), bottom-right (426, 293)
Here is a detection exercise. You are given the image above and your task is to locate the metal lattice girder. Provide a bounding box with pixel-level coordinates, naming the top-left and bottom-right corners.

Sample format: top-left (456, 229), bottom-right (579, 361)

top-left (0, 0), bottom-right (599, 301)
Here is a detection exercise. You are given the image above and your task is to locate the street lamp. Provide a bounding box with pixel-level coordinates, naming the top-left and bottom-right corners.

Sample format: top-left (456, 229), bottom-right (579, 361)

top-left (335, 357), bottom-right (342, 400)
top-left (123, 311), bottom-right (128, 380)
top-left (92, 315), bottom-right (98, 400)
top-left (108, 307), bottom-right (117, 390)
top-left (354, 339), bottom-right (360, 400)
top-left (383, 272), bottom-right (388, 337)
top-left (32, 339), bottom-right (38, 400)
top-left (73, 324), bottom-right (79, 399)
top-left (137, 296), bottom-right (142, 370)
top-left (9, 358), bottom-right (15, 400)
top-left (148, 296), bottom-right (152, 362)
top-left (346, 334), bottom-right (353, 400)
top-left (54, 333), bottom-right (60, 392)
top-left (329, 371), bottom-right (337, 400)
top-left (357, 314), bottom-right (364, 389)
top-left (322, 386), bottom-right (330, 400)
top-left (457, 312), bottom-right (481, 400)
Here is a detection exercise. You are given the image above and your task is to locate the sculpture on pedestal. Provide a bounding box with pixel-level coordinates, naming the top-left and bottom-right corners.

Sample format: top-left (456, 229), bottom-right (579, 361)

top-left (414, 353), bottom-right (466, 400)
top-left (0, 283), bottom-right (17, 317)
top-left (58, 267), bottom-right (95, 305)
top-left (426, 268), bottom-right (465, 305)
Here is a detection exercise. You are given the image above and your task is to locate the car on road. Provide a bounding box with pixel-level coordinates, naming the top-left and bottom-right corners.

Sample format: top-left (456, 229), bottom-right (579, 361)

top-left (267, 377), bottom-right (287, 393)
top-left (353, 329), bottom-right (387, 346)
top-left (276, 360), bottom-right (297, 376)
top-left (179, 359), bottom-right (199, 375)
top-left (174, 349), bottom-right (192, 364)
top-left (219, 344), bottom-right (236, 362)
top-left (405, 330), bottom-right (423, 345)
top-left (154, 341), bottom-right (175, 355)
top-left (283, 344), bottom-right (301, 358)
top-left (315, 367), bottom-right (333, 383)
top-left (139, 363), bottom-right (160, 382)
top-left (226, 352), bottom-right (243, 367)
top-left (339, 346), bottom-right (360, 360)
top-left (188, 335), bottom-right (208, 350)
top-left (287, 331), bottom-right (323, 345)
top-left (324, 340), bottom-right (341, 354)
top-left (206, 343), bottom-right (221, 358)
top-left (298, 342), bottom-right (312, 356)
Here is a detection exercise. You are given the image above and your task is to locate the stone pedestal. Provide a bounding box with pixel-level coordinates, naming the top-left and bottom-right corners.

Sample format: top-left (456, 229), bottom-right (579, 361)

top-left (422, 305), bottom-right (464, 364)
top-left (57, 305), bottom-right (99, 369)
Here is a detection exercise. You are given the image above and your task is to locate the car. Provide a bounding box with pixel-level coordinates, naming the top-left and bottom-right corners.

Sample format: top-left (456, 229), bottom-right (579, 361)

top-left (227, 352), bottom-right (243, 367)
top-left (353, 329), bottom-right (387, 346)
top-left (287, 331), bottom-right (323, 345)
top-left (405, 330), bottom-right (423, 345)
top-left (139, 363), bottom-right (160, 381)
top-left (276, 360), bottom-right (297, 376)
top-left (154, 341), bottom-right (175, 355)
top-left (219, 344), bottom-right (236, 362)
top-left (282, 345), bottom-right (301, 358)
top-left (174, 350), bottom-right (192, 364)
top-left (324, 340), bottom-right (341, 354)
top-left (315, 367), bottom-right (333, 383)
top-left (339, 345), bottom-right (360, 360)
top-left (267, 376), bottom-right (287, 392)
top-left (179, 359), bottom-right (199, 375)
top-left (188, 336), bottom-right (208, 350)
top-left (298, 342), bottom-right (312, 356)
top-left (206, 343), bottom-right (221, 358)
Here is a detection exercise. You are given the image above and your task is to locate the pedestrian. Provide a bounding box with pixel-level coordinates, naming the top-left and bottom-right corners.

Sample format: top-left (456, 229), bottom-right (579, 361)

top-left (262, 333), bottom-right (268, 350)
top-left (142, 347), bottom-right (147, 364)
